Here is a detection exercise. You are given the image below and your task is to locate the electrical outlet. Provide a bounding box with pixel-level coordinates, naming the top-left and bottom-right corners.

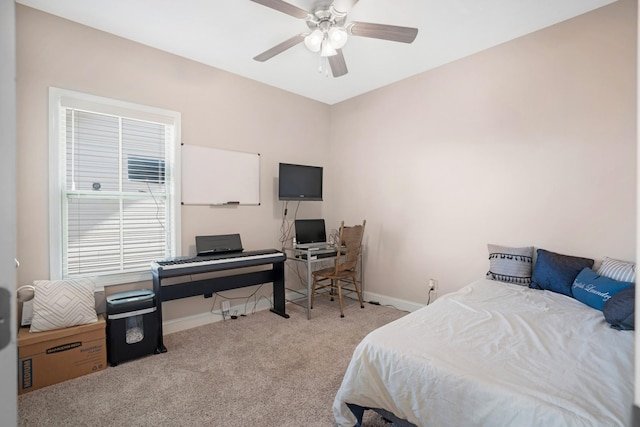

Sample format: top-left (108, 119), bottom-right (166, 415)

top-left (428, 279), bottom-right (438, 294)
top-left (427, 279), bottom-right (438, 305)
top-left (222, 301), bottom-right (230, 313)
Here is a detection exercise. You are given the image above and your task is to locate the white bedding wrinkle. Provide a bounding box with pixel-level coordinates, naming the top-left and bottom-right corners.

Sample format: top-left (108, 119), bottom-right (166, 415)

top-left (333, 279), bottom-right (633, 427)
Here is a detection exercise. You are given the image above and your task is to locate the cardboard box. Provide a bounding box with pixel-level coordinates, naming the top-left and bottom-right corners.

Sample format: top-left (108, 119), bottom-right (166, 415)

top-left (18, 315), bottom-right (107, 394)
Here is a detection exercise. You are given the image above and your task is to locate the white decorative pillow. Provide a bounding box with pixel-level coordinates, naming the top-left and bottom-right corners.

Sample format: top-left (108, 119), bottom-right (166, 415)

top-left (597, 257), bottom-right (635, 283)
top-left (486, 244), bottom-right (534, 286)
top-left (30, 279), bottom-right (98, 332)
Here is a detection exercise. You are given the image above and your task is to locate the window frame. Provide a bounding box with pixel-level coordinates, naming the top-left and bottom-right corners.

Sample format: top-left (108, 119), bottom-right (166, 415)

top-left (49, 87), bottom-right (181, 287)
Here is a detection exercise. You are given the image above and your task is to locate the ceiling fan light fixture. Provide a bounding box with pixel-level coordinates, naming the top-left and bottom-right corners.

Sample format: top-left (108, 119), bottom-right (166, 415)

top-left (328, 27), bottom-right (348, 49)
top-left (251, 0), bottom-right (419, 78)
top-left (304, 29), bottom-right (323, 52)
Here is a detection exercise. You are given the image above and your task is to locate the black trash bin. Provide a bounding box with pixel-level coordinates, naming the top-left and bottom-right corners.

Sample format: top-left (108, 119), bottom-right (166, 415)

top-left (106, 289), bottom-right (158, 366)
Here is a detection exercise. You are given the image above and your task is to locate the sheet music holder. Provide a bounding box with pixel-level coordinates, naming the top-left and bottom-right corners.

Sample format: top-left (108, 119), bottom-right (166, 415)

top-left (196, 234), bottom-right (243, 256)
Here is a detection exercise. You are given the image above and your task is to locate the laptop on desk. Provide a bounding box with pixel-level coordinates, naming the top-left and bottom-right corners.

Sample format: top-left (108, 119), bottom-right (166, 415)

top-left (294, 219), bottom-right (332, 249)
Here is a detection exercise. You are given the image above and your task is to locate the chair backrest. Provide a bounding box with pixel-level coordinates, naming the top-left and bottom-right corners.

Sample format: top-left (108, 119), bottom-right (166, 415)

top-left (334, 220), bottom-right (366, 274)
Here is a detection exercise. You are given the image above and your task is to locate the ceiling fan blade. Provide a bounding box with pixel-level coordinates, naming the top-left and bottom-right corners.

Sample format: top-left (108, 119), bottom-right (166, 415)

top-left (331, 0), bottom-right (360, 14)
top-left (348, 22), bottom-right (418, 43)
top-left (249, 0), bottom-right (310, 19)
top-left (253, 34), bottom-right (305, 62)
top-left (328, 49), bottom-right (348, 77)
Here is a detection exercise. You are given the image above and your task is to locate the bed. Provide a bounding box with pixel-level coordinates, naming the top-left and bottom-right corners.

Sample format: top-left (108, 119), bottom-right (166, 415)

top-left (333, 278), bottom-right (634, 427)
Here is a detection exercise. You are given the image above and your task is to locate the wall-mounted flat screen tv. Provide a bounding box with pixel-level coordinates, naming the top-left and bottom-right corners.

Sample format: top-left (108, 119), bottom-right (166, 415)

top-left (278, 162), bottom-right (323, 201)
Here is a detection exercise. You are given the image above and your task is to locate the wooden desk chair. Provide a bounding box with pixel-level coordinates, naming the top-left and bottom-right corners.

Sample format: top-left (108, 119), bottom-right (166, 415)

top-left (311, 220), bottom-right (366, 318)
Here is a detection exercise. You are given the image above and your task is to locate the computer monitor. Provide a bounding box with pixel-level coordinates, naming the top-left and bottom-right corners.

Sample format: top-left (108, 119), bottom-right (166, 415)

top-left (294, 219), bottom-right (327, 245)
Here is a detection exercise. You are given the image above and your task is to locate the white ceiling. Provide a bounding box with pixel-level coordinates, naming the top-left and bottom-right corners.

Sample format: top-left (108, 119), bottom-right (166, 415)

top-left (17, 0), bottom-right (617, 105)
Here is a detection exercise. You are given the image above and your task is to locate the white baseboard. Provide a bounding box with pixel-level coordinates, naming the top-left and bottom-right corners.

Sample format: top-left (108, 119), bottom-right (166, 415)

top-left (162, 297), bottom-right (275, 335)
top-left (362, 291), bottom-right (425, 313)
top-left (162, 289), bottom-right (425, 335)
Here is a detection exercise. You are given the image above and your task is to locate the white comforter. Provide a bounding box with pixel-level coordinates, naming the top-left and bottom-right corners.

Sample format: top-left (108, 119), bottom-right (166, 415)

top-left (334, 279), bottom-right (633, 427)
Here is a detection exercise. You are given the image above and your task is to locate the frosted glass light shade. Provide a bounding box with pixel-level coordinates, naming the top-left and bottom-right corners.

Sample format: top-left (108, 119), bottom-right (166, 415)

top-left (328, 27), bottom-right (348, 49)
top-left (304, 29), bottom-right (323, 52)
top-left (320, 39), bottom-right (337, 57)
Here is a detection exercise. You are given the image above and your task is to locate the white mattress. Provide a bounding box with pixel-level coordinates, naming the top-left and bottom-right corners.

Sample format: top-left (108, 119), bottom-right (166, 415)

top-left (333, 279), bottom-right (633, 427)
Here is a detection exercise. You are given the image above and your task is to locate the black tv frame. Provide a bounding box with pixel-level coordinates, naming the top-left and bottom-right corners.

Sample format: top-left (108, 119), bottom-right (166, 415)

top-left (278, 162), bottom-right (323, 201)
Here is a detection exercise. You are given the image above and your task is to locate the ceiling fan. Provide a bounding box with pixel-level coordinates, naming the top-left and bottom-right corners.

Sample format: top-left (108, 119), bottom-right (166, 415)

top-left (250, 0), bottom-right (419, 77)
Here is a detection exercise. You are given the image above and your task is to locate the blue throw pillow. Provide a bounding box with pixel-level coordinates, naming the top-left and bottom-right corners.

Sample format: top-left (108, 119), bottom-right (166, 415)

top-left (530, 249), bottom-right (594, 297)
top-left (603, 286), bottom-right (635, 330)
top-left (571, 268), bottom-right (633, 311)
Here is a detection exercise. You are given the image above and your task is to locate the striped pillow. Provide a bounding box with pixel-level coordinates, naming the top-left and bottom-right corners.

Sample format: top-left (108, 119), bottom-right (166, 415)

top-left (486, 244), bottom-right (534, 285)
top-left (30, 279), bottom-right (98, 332)
top-left (597, 257), bottom-right (635, 283)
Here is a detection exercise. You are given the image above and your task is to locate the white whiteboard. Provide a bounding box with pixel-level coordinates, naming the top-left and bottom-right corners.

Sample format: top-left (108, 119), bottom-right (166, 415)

top-left (181, 145), bottom-right (260, 205)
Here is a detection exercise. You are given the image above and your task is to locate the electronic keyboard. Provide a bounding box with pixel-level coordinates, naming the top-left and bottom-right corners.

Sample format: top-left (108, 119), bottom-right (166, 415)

top-left (151, 249), bottom-right (286, 278)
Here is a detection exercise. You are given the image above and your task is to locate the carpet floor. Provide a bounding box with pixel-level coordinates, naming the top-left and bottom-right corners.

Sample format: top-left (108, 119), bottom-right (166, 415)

top-left (18, 296), bottom-right (407, 426)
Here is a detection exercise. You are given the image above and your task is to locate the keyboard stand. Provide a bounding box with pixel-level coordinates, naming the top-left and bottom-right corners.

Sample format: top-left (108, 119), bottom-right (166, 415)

top-left (151, 251), bottom-right (288, 353)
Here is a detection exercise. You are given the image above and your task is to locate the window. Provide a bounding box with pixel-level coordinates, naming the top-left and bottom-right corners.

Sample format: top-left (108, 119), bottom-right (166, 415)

top-left (49, 88), bottom-right (181, 286)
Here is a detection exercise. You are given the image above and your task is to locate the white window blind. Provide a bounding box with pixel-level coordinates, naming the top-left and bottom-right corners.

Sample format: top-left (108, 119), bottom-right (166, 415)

top-left (50, 88), bottom-right (181, 286)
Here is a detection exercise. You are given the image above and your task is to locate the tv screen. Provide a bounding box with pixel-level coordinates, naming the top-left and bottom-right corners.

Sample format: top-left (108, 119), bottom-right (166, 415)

top-left (278, 162), bottom-right (323, 201)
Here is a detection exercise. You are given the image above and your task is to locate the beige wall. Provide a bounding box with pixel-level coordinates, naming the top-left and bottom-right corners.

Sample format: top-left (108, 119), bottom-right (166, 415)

top-left (16, 1), bottom-right (636, 319)
top-left (327, 0), bottom-right (636, 302)
top-left (16, 6), bottom-right (330, 320)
